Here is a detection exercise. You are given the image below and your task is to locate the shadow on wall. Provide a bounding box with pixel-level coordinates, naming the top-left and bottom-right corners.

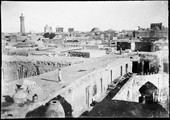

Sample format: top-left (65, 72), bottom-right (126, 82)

top-left (1, 95), bottom-right (14, 108)
top-left (25, 95), bottom-right (73, 118)
top-left (139, 81), bottom-right (159, 104)
top-left (2, 95), bottom-right (14, 103)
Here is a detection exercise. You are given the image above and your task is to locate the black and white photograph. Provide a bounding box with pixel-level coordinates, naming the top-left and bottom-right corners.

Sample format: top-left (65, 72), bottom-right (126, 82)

top-left (1, 1), bottom-right (169, 118)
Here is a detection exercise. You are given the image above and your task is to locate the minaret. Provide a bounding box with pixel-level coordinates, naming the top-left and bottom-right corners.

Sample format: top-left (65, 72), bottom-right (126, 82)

top-left (20, 13), bottom-right (25, 34)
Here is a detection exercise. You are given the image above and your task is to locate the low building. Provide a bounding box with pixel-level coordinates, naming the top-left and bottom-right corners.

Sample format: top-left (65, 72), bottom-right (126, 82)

top-left (68, 28), bottom-right (74, 33)
top-left (135, 29), bottom-right (151, 38)
top-left (68, 49), bottom-right (106, 58)
top-left (116, 39), bottom-right (152, 52)
top-left (2, 54), bottom-right (132, 118)
top-left (135, 42), bottom-right (152, 52)
top-left (81, 39), bottom-right (102, 46)
top-left (42, 34), bottom-right (65, 47)
top-left (13, 41), bottom-right (37, 48)
top-left (65, 36), bottom-right (89, 42)
top-left (63, 36), bottom-right (90, 47)
top-left (64, 42), bottom-right (80, 47)
top-left (116, 39), bottom-right (139, 51)
top-left (80, 45), bottom-right (99, 50)
top-left (56, 27), bottom-right (64, 33)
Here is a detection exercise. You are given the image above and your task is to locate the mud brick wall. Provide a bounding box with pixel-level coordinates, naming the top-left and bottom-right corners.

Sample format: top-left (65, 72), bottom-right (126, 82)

top-left (6, 51), bottom-right (29, 56)
top-left (2, 61), bottom-right (72, 82)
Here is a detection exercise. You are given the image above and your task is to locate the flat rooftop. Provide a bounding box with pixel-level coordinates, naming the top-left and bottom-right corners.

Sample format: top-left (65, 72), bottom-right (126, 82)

top-left (1, 53), bottom-right (140, 117)
top-left (70, 49), bottom-right (105, 53)
top-left (116, 39), bottom-right (140, 42)
top-left (3, 53), bottom-right (130, 100)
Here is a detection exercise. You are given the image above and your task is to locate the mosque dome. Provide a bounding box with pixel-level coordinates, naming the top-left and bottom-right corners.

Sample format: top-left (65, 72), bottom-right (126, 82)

top-left (91, 27), bottom-right (100, 32)
top-left (107, 29), bottom-right (114, 32)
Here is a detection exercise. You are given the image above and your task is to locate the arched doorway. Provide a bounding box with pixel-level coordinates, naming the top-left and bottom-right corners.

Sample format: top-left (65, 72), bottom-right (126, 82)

top-left (139, 81), bottom-right (158, 104)
top-left (132, 61), bottom-right (138, 73)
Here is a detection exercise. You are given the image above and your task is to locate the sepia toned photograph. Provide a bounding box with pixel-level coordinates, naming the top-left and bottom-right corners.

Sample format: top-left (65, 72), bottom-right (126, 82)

top-left (1, 1), bottom-right (169, 118)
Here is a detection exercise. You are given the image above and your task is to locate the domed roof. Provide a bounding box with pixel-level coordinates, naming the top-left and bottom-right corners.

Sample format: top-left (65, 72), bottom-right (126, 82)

top-left (91, 27), bottom-right (100, 32)
top-left (107, 29), bottom-right (114, 32)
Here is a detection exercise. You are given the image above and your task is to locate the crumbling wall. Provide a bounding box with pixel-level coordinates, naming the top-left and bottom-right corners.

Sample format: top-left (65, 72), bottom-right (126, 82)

top-left (2, 61), bottom-right (72, 82)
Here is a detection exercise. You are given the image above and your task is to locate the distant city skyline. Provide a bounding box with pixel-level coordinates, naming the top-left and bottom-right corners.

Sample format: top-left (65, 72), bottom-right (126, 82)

top-left (1, 1), bottom-right (168, 33)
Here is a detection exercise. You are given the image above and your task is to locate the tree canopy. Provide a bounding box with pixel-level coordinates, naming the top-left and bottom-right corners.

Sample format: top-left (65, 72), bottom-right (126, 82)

top-left (43, 32), bottom-right (56, 39)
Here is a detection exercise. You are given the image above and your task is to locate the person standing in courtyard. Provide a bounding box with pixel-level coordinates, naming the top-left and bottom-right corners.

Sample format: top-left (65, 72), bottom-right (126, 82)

top-left (58, 68), bottom-right (62, 82)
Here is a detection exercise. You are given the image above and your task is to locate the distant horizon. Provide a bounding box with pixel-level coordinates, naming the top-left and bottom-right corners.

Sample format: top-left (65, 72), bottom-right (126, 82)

top-left (1, 1), bottom-right (168, 33)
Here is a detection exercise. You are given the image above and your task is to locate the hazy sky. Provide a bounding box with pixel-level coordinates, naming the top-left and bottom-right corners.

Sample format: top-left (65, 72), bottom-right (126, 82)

top-left (1, 1), bottom-right (168, 33)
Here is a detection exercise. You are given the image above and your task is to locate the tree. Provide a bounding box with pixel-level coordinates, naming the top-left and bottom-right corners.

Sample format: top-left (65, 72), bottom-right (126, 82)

top-left (49, 33), bottom-right (55, 39)
top-left (43, 32), bottom-right (50, 38)
top-left (43, 32), bottom-right (56, 39)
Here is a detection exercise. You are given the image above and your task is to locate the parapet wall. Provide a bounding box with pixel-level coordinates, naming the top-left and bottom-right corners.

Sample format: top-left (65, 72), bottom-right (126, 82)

top-left (2, 61), bottom-right (72, 83)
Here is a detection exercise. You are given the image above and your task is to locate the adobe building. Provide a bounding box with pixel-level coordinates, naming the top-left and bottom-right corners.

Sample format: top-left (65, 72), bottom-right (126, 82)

top-left (68, 49), bottom-right (106, 58)
top-left (44, 25), bottom-right (52, 33)
top-left (116, 38), bottom-right (154, 52)
top-left (135, 23), bottom-right (168, 39)
top-left (56, 27), bottom-right (64, 32)
top-left (68, 28), bottom-right (74, 33)
top-left (2, 53), bottom-right (132, 118)
top-left (150, 23), bottom-right (162, 30)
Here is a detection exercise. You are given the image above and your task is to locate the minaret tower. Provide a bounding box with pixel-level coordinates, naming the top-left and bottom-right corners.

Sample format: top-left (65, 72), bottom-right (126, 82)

top-left (20, 13), bottom-right (25, 34)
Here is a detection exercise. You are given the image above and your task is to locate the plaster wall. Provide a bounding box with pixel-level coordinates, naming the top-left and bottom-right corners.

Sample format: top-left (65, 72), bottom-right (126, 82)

top-left (63, 59), bottom-right (132, 117)
top-left (112, 73), bottom-right (169, 111)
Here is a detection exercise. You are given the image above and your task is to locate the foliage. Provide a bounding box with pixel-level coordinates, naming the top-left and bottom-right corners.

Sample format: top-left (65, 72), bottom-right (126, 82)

top-left (43, 32), bottom-right (56, 39)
